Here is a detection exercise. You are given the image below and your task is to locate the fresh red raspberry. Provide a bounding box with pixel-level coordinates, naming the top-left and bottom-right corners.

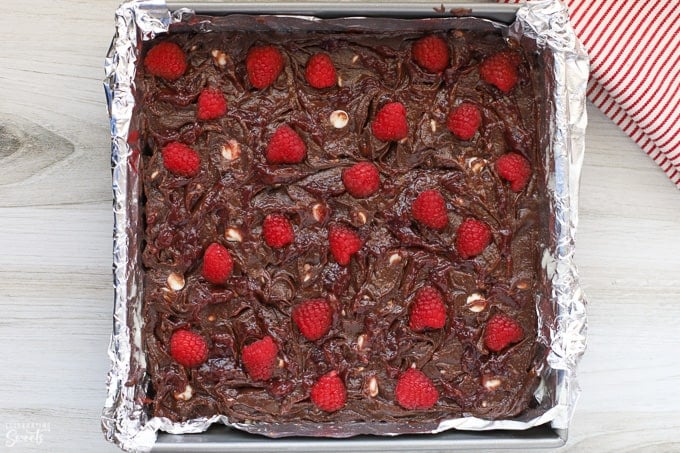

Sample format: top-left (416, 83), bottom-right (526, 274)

top-left (241, 336), bottom-right (279, 381)
top-left (293, 298), bottom-right (333, 341)
top-left (202, 243), bottom-right (233, 284)
top-left (196, 87), bottom-right (227, 120)
top-left (412, 35), bottom-right (450, 73)
top-left (246, 45), bottom-right (284, 89)
top-left (161, 142), bottom-right (200, 177)
top-left (265, 125), bottom-right (307, 164)
top-left (311, 371), bottom-right (347, 412)
top-left (328, 225), bottom-right (363, 266)
top-left (496, 152), bottom-right (532, 192)
top-left (371, 102), bottom-right (409, 142)
top-left (144, 41), bottom-right (187, 81)
top-left (409, 286), bottom-right (447, 332)
top-left (484, 313), bottom-right (524, 352)
top-left (455, 218), bottom-right (491, 259)
top-left (305, 53), bottom-right (337, 89)
top-left (342, 162), bottom-right (381, 198)
top-left (411, 189), bottom-right (448, 230)
top-left (479, 52), bottom-right (520, 93)
top-left (446, 103), bottom-right (482, 140)
top-left (262, 214), bottom-right (295, 248)
top-left (395, 368), bottom-right (439, 410)
top-left (170, 330), bottom-right (208, 368)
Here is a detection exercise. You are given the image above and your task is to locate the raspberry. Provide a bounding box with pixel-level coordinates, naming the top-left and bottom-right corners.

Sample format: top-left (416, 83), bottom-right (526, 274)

top-left (484, 313), bottom-right (524, 352)
top-left (241, 336), bottom-right (279, 381)
top-left (455, 218), bottom-right (491, 259)
top-left (266, 125), bottom-right (307, 164)
top-left (293, 298), bottom-right (333, 341)
top-left (395, 368), bottom-right (439, 410)
top-left (170, 330), bottom-right (208, 368)
top-left (409, 286), bottom-right (447, 332)
top-left (412, 35), bottom-right (450, 73)
top-left (246, 45), bottom-right (284, 89)
top-left (342, 162), bottom-right (381, 198)
top-left (196, 87), bottom-right (227, 120)
top-left (161, 142), bottom-right (200, 177)
top-left (328, 225), bottom-right (362, 266)
top-left (479, 52), bottom-right (520, 93)
top-left (202, 243), bottom-right (233, 284)
top-left (262, 214), bottom-right (295, 248)
top-left (305, 53), bottom-right (337, 89)
top-left (446, 103), bottom-right (482, 140)
top-left (144, 41), bottom-right (187, 81)
top-left (311, 371), bottom-right (346, 412)
top-left (496, 152), bottom-right (532, 192)
top-left (411, 189), bottom-right (448, 230)
top-left (371, 102), bottom-right (409, 142)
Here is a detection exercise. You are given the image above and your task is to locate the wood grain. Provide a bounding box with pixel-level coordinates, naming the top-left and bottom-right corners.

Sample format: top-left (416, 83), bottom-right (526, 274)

top-left (0, 1), bottom-right (679, 451)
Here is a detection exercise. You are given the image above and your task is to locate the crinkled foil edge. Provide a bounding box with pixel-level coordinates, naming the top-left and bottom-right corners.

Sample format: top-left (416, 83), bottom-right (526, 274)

top-left (103, 2), bottom-right (172, 452)
top-left (511, 0), bottom-right (589, 430)
top-left (102, 1), bottom-right (588, 451)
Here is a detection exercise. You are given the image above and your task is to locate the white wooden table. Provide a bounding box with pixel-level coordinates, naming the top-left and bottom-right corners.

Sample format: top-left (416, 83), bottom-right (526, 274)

top-left (1, 1), bottom-right (679, 451)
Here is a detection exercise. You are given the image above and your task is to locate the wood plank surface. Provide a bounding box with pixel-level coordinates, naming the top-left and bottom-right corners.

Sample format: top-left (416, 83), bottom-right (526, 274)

top-left (0, 1), bottom-right (678, 451)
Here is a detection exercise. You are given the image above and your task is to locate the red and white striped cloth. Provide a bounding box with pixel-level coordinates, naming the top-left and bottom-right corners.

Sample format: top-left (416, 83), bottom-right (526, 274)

top-left (501, 0), bottom-right (680, 188)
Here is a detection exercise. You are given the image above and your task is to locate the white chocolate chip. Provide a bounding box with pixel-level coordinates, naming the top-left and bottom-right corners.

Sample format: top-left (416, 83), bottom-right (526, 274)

top-left (466, 292), bottom-right (487, 313)
top-left (399, 137), bottom-right (408, 144)
top-left (467, 157), bottom-right (487, 174)
top-left (337, 75), bottom-right (343, 87)
top-left (357, 334), bottom-right (367, 350)
top-left (221, 140), bottom-right (241, 161)
top-left (368, 376), bottom-right (379, 397)
top-left (150, 170), bottom-right (159, 180)
top-left (481, 400), bottom-right (488, 408)
top-left (466, 292), bottom-right (484, 304)
top-left (211, 49), bottom-right (228, 66)
top-left (312, 203), bottom-right (326, 222)
top-left (351, 55), bottom-right (360, 64)
top-left (207, 314), bottom-right (216, 322)
top-left (302, 264), bottom-right (313, 282)
top-left (389, 253), bottom-right (402, 265)
top-left (278, 358), bottom-right (285, 368)
top-left (174, 384), bottom-right (193, 401)
top-left (356, 211), bottom-right (367, 225)
top-left (166, 272), bottom-right (185, 291)
top-left (329, 110), bottom-right (349, 129)
top-left (515, 280), bottom-right (530, 290)
top-left (430, 119), bottom-right (437, 133)
top-left (483, 377), bottom-right (502, 390)
top-left (225, 228), bottom-right (243, 242)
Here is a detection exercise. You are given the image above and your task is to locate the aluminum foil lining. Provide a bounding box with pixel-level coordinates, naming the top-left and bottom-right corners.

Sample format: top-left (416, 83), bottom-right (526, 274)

top-left (102, 1), bottom-right (588, 451)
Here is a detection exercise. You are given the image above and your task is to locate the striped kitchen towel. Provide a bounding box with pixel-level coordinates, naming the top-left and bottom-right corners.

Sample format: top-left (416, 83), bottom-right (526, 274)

top-left (501, 0), bottom-right (680, 188)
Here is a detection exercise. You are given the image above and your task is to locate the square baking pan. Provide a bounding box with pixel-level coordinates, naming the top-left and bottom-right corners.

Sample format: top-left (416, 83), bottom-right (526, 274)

top-left (143, 1), bottom-right (567, 450)
top-left (103, 0), bottom-right (590, 448)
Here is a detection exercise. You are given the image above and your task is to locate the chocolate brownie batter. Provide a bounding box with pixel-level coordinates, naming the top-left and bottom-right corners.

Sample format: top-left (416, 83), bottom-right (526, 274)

top-left (136, 17), bottom-right (550, 431)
